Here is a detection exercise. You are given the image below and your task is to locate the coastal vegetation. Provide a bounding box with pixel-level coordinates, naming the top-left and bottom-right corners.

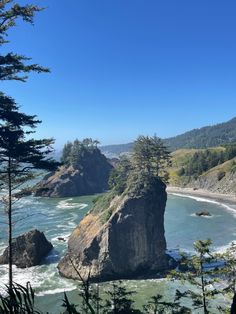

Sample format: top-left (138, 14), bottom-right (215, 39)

top-left (168, 145), bottom-right (236, 191)
top-left (108, 135), bottom-right (171, 196)
top-left (61, 138), bottom-right (100, 167)
top-left (0, 1), bottom-right (58, 311)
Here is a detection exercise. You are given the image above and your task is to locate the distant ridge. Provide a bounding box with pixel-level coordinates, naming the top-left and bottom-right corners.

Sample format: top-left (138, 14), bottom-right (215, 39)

top-left (101, 117), bottom-right (236, 156)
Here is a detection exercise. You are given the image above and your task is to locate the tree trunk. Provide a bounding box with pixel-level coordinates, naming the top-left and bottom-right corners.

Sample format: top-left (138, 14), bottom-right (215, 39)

top-left (231, 294), bottom-right (236, 314)
top-left (7, 157), bottom-right (13, 314)
top-left (200, 260), bottom-right (208, 314)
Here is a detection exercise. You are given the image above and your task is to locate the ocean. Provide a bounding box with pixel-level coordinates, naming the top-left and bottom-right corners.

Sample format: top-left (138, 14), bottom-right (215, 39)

top-left (0, 192), bottom-right (235, 312)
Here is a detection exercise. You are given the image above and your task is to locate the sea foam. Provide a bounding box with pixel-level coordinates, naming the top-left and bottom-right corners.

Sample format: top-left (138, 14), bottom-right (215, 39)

top-left (170, 193), bottom-right (236, 218)
top-left (56, 199), bottom-right (88, 210)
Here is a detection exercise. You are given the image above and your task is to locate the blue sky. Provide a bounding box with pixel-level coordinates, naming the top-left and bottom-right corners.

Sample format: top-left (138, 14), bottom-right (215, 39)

top-left (2, 0), bottom-right (236, 148)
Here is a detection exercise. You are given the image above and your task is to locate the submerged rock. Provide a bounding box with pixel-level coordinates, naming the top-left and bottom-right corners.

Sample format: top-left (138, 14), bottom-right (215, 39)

top-left (58, 175), bottom-right (170, 281)
top-left (0, 229), bottom-right (53, 268)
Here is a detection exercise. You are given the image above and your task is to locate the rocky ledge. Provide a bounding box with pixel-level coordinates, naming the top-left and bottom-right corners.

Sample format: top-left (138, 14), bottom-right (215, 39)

top-left (58, 175), bottom-right (171, 281)
top-left (0, 229), bottom-right (53, 268)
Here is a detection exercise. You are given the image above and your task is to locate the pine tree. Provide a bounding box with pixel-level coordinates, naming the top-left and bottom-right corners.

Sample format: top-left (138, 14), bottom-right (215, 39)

top-left (169, 239), bottom-right (221, 314)
top-left (132, 135), bottom-right (171, 182)
top-left (102, 281), bottom-right (141, 314)
top-left (0, 94), bottom-right (58, 309)
top-left (0, 0), bottom-right (49, 82)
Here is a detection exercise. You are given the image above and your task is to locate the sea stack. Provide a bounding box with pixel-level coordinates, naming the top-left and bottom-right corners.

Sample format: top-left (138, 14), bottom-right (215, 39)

top-left (58, 174), bottom-right (169, 281)
top-left (35, 139), bottom-right (113, 197)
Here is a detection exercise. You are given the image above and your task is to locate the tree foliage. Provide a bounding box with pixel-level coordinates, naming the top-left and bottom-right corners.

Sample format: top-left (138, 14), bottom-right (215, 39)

top-left (61, 138), bottom-right (100, 168)
top-left (132, 135), bottom-right (171, 181)
top-left (169, 239), bottom-right (221, 314)
top-left (109, 135), bottom-right (171, 195)
top-left (177, 146), bottom-right (236, 178)
top-left (0, 0), bottom-right (49, 82)
top-left (165, 117), bottom-right (236, 151)
top-left (0, 93), bottom-right (58, 296)
top-left (0, 282), bottom-right (42, 314)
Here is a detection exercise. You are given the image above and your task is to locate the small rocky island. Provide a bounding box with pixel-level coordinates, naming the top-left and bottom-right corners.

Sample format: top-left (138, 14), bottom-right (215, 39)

top-left (58, 136), bottom-right (173, 281)
top-left (0, 229), bottom-right (53, 268)
top-left (196, 211), bottom-right (212, 217)
top-left (35, 139), bottom-right (113, 197)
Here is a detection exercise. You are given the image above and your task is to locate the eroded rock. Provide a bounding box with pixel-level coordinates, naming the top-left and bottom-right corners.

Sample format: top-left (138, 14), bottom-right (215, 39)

top-left (0, 229), bottom-right (53, 268)
top-left (58, 176), bottom-right (170, 281)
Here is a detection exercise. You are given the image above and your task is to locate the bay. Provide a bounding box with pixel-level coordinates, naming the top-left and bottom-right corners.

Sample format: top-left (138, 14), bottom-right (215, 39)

top-left (0, 192), bottom-right (235, 312)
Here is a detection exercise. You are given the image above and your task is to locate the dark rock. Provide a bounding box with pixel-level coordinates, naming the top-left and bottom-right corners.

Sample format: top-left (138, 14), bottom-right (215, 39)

top-left (58, 237), bottom-right (66, 242)
top-left (0, 229), bottom-right (53, 268)
top-left (13, 188), bottom-right (33, 198)
top-left (196, 211), bottom-right (211, 217)
top-left (35, 151), bottom-right (113, 197)
top-left (58, 176), bottom-right (170, 282)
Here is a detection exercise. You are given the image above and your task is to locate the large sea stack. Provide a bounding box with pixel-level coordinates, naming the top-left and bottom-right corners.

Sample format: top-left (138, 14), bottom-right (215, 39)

top-left (35, 139), bottom-right (113, 197)
top-left (58, 174), bottom-right (170, 281)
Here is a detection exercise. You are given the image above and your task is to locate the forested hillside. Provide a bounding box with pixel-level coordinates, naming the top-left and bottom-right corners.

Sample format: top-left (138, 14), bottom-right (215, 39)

top-left (165, 117), bottom-right (236, 151)
top-left (101, 117), bottom-right (236, 155)
top-left (168, 145), bottom-right (236, 193)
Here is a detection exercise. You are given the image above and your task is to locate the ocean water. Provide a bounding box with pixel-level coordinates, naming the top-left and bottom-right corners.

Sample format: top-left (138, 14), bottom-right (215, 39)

top-left (0, 193), bottom-right (235, 312)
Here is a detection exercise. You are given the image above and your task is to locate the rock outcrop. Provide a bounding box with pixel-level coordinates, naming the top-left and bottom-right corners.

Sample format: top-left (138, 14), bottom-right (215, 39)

top-left (58, 176), bottom-right (170, 281)
top-left (35, 151), bottom-right (113, 197)
top-left (0, 229), bottom-right (53, 268)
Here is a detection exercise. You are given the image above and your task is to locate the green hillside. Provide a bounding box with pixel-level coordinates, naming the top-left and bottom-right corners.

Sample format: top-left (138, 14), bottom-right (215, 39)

top-left (101, 117), bottom-right (236, 155)
top-left (169, 145), bottom-right (236, 194)
top-left (165, 117), bottom-right (236, 151)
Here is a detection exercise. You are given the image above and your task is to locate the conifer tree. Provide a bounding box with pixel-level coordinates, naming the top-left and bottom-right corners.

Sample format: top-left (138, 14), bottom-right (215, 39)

top-left (0, 0), bottom-right (49, 81)
top-left (132, 135), bottom-right (171, 182)
top-left (169, 239), bottom-right (221, 314)
top-left (0, 93), bottom-right (58, 296)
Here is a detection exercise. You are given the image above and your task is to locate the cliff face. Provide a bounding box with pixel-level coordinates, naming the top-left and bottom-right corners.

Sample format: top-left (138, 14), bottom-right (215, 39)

top-left (58, 177), bottom-right (169, 281)
top-left (35, 150), bottom-right (113, 197)
top-left (189, 169), bottom-right (236, 194)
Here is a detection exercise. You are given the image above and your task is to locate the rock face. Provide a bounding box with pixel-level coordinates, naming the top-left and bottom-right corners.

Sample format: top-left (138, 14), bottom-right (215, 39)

top-left (35, 152), bottom-right (113, 197)
top-left (0, 229), bottom-right (53, 268)
top-left (58, 177), bottom-right (169, 281)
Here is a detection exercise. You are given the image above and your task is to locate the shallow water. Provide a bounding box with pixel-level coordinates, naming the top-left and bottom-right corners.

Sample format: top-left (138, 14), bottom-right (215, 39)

top-left (0, 193), bottom-right (235, 312)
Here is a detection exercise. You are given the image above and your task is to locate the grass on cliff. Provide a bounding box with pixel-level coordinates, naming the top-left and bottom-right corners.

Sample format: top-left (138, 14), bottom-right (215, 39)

top-left (91, 191), bottom-right (116, 214)
top-left (168, 146), bottom-right (236, 186)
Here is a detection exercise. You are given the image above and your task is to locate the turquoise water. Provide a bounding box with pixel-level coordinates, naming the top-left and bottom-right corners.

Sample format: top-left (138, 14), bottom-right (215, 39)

top-left (0, 192), bottom-right (236, 312)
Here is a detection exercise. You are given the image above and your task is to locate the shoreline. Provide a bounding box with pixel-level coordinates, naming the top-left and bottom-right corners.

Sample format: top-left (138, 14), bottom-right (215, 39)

top-left (167, 186), bottom-right (236, 207)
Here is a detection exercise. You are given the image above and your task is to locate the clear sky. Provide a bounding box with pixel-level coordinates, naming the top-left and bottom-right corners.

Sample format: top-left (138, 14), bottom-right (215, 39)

top-left (2, 0), bottom-right (236, 148)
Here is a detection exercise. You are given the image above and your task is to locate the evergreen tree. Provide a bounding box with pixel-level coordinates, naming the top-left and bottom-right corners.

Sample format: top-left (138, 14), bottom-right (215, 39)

top-left (0, 93), bottom-right (58, 306)
top-left (102, 281), bottom-right (141, 314)
top-left (61, 141), bottom-right (73, 165)
top-left (0, 0), bottom-right (49, 82)
top-left (132, 135), bottom-right (171, 182)
top-left (108, 156), bottom-right (132, 194)
top-left (169, 239), bottom-right (221, 314)
top-left (60, 138), bottom-right (101, 169)
top-left (143, 294), bottom-right (190, 314)
top-left (216, 242), bottom-right (236, 313)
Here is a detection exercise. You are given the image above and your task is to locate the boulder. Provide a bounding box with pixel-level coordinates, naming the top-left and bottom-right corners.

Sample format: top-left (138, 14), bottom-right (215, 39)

top-left (0, 229), bottom-right (53, 268)
top-left (58, 176), bottom-right (170, 281)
